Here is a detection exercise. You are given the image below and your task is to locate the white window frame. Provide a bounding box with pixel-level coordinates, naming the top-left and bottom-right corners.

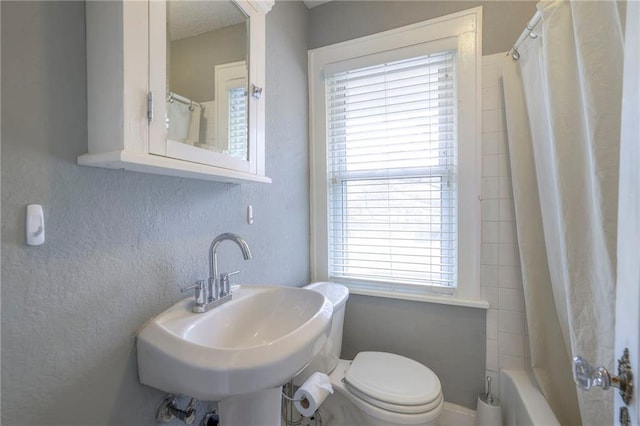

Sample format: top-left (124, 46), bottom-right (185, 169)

top-left (309, 7), bottom-right (482, 304)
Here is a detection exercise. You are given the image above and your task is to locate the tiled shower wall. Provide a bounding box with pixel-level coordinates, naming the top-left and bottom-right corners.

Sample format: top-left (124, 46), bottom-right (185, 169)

top-left (480, 53), bottom-right (529, 395)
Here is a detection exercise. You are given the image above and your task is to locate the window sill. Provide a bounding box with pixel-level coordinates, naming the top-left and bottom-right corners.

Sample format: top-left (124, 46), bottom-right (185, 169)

top-left (347, 286), bottom-right (490, 310)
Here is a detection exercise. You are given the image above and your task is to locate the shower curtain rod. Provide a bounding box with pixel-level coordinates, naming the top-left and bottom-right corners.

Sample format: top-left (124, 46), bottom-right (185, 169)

top-left (168, 91), bottom-right (204, 111)
top-left (507, 10), bottom-right (542, 60)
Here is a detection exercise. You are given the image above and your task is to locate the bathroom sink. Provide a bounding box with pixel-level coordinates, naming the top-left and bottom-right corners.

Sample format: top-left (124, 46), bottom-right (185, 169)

top-left (137, 285), bottom-right (333, 401)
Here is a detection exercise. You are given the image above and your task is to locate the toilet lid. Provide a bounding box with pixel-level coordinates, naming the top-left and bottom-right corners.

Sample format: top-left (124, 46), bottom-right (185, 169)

top-left (345, 352), bottom-right (442, 407)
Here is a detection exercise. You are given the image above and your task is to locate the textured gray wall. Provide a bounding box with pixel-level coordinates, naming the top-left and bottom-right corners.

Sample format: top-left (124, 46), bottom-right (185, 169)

top-left (309, 1), bottom-right (538, 54)
top-left (342, 295), bottom-right (486, 409)
top-left (1, 1), bottom-right (309, 425)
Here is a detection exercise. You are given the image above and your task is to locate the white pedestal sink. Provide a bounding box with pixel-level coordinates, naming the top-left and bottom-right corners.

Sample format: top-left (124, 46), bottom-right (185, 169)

top-left (137, 285), bottom-right (333, 425)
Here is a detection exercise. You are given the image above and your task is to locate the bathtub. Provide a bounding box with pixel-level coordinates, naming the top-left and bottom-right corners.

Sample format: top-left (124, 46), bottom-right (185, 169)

top-left (500, 370), bottom-right (560, 426)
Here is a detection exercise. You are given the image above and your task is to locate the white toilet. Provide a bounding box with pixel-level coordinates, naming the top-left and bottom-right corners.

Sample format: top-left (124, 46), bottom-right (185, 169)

top-left (294, 282), bottom-right (444, 425)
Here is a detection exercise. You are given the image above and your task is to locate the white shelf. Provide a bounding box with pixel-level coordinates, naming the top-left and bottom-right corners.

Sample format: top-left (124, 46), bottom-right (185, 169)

top-left (78, 150), bottom-right (272, 184)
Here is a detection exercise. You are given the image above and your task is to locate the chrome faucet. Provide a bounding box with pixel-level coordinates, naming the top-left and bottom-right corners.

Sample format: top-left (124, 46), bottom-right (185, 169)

top-left (181, 233), bottom-right (251, 313)
top-left (208, 232), bottom-right (252, 301)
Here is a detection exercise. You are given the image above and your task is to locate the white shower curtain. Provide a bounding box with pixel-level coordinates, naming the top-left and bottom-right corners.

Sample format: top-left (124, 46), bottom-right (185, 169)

top-left (502, 1), bottom-right (624, 425)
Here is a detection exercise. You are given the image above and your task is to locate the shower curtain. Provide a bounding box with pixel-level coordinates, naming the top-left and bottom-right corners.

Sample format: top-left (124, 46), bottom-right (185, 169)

top-left (501, 1), bottom-right (624, 425)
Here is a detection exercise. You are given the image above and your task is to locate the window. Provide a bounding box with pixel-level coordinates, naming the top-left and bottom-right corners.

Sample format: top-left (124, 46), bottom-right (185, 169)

top-left (228, 86), bottom-right (248, 160)
top-left (327, 51), bottom-right (457, 288)
top-left (310, 8), bottom-right (481, 301)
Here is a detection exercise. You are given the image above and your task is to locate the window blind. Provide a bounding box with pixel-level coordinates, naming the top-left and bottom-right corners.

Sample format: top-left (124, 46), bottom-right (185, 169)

top-left (326, 50), bottom-right (457, 288)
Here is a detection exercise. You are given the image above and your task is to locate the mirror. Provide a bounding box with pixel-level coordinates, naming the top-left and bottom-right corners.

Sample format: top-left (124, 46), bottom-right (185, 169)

top-left (166, 0), bottom-right (249, 161)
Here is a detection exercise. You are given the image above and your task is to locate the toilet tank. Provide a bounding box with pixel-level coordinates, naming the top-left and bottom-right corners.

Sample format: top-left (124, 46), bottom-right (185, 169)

top-left (305, 282), bottom-right (349, 359)
top-left (293, 282), bottom-right (349, 385)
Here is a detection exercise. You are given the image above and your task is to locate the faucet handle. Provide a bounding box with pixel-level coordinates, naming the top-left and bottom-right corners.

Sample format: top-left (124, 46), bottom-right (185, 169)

top-left (180, 280), bottom-right (205, 293)
top-left (220, 270), bottom-right (240, 279)
top-left (181, 280), bottom-right (207, 307)
top-left (219, 271), bottom-right (240, 296)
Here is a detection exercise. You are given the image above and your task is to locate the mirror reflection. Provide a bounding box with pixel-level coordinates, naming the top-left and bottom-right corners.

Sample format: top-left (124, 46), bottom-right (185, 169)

top-left (167, 0), bottom-right (249, 160)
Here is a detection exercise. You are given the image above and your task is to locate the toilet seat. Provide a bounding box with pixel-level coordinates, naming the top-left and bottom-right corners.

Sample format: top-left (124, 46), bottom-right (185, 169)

top-left (346, 384), bottom-right (443, 415)
top-left (344, 352), bottom-right (443, 415)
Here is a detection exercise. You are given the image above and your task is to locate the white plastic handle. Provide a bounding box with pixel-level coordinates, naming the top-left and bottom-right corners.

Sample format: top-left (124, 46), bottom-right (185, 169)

top-left (26, 204), bottom-right (45, 246)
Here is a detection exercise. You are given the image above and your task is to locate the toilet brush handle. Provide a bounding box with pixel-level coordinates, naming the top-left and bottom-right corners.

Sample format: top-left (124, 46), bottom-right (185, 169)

top-left (484, 376), bottom-right (496, 405)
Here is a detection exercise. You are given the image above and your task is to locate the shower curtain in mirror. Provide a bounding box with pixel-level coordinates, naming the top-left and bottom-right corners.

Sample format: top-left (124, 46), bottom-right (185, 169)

top-left (501, 1), bottom-right (624, 425)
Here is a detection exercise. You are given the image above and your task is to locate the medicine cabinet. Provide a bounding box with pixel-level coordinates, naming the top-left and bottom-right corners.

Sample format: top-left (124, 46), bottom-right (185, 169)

top-left (79, 0), bottom-right (274, 183)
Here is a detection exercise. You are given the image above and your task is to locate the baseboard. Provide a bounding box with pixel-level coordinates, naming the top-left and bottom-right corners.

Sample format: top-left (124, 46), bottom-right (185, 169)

top-left (437, 402), bottom-right (476, 426)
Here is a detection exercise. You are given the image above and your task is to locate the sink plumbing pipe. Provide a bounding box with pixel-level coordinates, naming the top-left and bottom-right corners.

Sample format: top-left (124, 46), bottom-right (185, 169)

top-left (201, 411), bottom-right (220, 426)
top-left (156, 394), bottom-right (198, 425)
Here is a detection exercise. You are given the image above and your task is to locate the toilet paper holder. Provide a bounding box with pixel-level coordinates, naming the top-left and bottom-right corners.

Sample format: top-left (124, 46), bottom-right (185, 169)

top-left (285, 372), bottom-right (333, 418)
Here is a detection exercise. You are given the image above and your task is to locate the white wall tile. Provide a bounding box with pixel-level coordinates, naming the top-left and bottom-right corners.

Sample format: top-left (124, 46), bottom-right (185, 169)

top-left (496, 131), bottom-right (508, 155)
top-left (481, 177), bottom-right (500, 199)
top-left (481, 243), bottom-right (499, 265)
top-left (499, 174), bottom-right (513, 197)
top-left (481, 286), bottom-right (499, 309)
top-left (524, 336), bottom-right (531, 360)
top-left (482, 199), bottom-right (500, 222)
top-left (480, 265), bottom-right (499, 286)
top-left (498, 266), bottom-right (523, 289)
top-left (498, 310), bottom-right (525, 335)
top-left (482, 109), bottom-right (500, 133)
top-left (498, 354), bottom-right (525, 370)
top-left (498, 332), bottom-right (525, 357)
top-left (482, 87), bottom-right (500, 110)
top-left (499, 288), bottom-right (525, 312)
top-left (482, 222), bottom-right (500, 244)
top-left (499, 221), bottom-right (517, 245)
top-left (481, 54), bottom-right (528, 376)
top-left (486, 309), bottom-right (498, 340)
top-left (498, 153), bottom-right (511, 177)
top-left (482, 63), bottom-right (499, 88)
top-left (499, 199), bottom-right (515, 222)
top-left (499, 243), bottom-right (520, 267)
top-left (482, 132), bottom-right (500, 155)
top-left (486, 339), bottom-right (498, 371)
top-left (482, 155), bottom-right (500, 177)
top-left (498, 108), bottom-right (508, 138)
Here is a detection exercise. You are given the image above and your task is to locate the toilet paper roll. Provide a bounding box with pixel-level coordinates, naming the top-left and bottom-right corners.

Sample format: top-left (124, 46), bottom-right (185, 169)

top-left (293, 372), bottom-right (333, 417)
top-left (475, 395), bottom-right (502, 426)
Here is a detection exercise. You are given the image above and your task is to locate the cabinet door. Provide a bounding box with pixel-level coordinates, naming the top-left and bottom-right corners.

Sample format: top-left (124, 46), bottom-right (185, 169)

top-left (148, 0), bottom-right (267, 176)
